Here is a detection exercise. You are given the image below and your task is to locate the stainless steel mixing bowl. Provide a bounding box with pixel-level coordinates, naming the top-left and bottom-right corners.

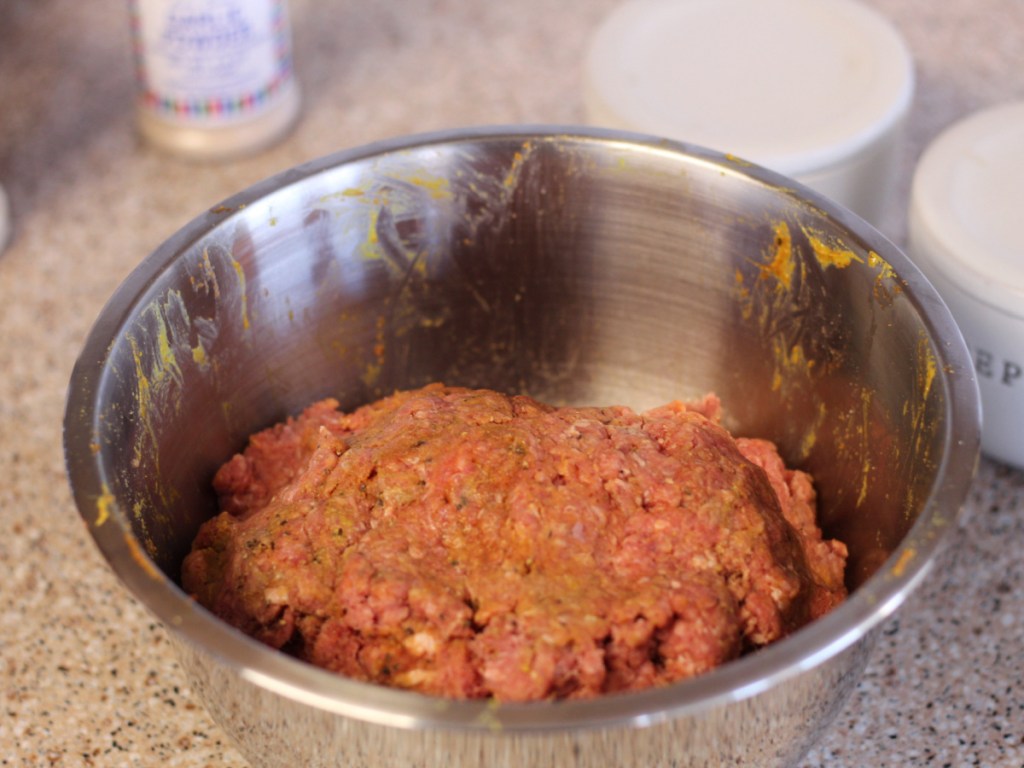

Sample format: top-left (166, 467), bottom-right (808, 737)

top-left (64, 126), bottom-right (980, 767)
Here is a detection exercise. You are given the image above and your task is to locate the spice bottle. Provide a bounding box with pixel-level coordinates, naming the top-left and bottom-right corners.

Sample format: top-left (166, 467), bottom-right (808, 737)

top-left (129, 0), bottom-right (301, 161)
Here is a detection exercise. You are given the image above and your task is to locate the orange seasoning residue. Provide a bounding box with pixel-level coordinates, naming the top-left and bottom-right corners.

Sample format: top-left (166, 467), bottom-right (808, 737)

top-left (868, 251), bottom-right (897, 280)
top-left (476, 699), bottom-right (504, 733)
top-left (373, 314), bottom-right (387, 362)
top-left (724, 153), bottom-right (754, 167)
top-left (867, 251), bottom-right (904, 304)
top-left (502, 141), bottom-right (534, 191)
top-left (856, 385), bottom-right (874, 507)
top-left (125, 531), bottom-right (163, 580)
top-left (760, 221), bottom-right (795, 290)
top-left (736, 268), bottom-right (753, 321)
top-left (95, 485), bottom-right (116, 527)
top-left (150, 300), bottom-right (183, 383)
top-left (917, 333), bottom-right (938, 404)
top-left (229, 256), bottom-right (251, 331)
top-left (804, 229), bottom-right (864, 270)
top-left (740, 221), bottom-right (815, 395)
top-left (734, 267), bottom-right (749, 296)
top-left (362, 314), bottom-right (388, 389)
top-left (129, 336), bottom-right (153, 425)
top-left (192, 342), bottom-right (209, 368)
top-left (770, 340), bottom-right (815, 391)
top-left (407, 174), bottom-right (452, 201)
top-left (900, 332), bottom-right (941, 515)
top-left (190, 247), bottom-right (221, 299)
top-left (358, 207), bottom-right (383, 263)
top-left (891, 547), bottom-right (916, 577)
top-left (798, 402), bottom-right (824, 458)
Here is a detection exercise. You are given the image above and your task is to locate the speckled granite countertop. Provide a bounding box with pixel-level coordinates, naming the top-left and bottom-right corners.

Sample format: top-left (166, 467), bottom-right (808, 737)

top-left (2, 1), bottom-right (1023, 765)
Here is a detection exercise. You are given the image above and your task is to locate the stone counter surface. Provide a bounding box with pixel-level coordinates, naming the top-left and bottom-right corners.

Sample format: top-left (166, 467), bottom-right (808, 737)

top-left (1, 0), bottom-right (1022, 765)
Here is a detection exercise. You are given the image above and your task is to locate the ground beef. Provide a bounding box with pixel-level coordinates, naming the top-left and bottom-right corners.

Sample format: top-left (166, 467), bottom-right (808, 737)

top-left (181, 384), bottom-right (847, 701)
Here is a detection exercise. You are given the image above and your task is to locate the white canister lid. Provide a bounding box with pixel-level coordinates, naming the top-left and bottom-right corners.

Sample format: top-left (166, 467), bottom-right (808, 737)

top-left (909, 102), bottom-right (1024, 320)
top-left (583, 0), bottom-right (914, 222)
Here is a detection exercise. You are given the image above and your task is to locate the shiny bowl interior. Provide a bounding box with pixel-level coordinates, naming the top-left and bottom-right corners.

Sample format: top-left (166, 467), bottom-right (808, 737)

top-left (64, 127), bottom-right (980, 767)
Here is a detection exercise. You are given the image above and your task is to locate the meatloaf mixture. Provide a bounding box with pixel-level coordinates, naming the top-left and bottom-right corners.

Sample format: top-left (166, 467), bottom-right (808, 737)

top-left (182, 383), bottom-right (847, 701)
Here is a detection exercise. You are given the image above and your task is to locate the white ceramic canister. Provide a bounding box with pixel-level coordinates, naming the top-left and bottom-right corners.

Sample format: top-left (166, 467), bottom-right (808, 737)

top-left (908, 102), bottom-right (1024, 470)
top-left (583, 0), bottom-right (914, 229)
top-left (130, 0), bottom-right (301, 161)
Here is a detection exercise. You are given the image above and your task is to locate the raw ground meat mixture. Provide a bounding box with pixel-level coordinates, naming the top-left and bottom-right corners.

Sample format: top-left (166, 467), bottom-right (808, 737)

top-left (181, 383), bottom-right (848, 701)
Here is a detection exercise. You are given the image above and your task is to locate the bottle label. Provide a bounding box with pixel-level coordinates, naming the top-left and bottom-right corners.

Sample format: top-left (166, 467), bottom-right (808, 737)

top-left (131, 0), bottom-right (294, 124)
